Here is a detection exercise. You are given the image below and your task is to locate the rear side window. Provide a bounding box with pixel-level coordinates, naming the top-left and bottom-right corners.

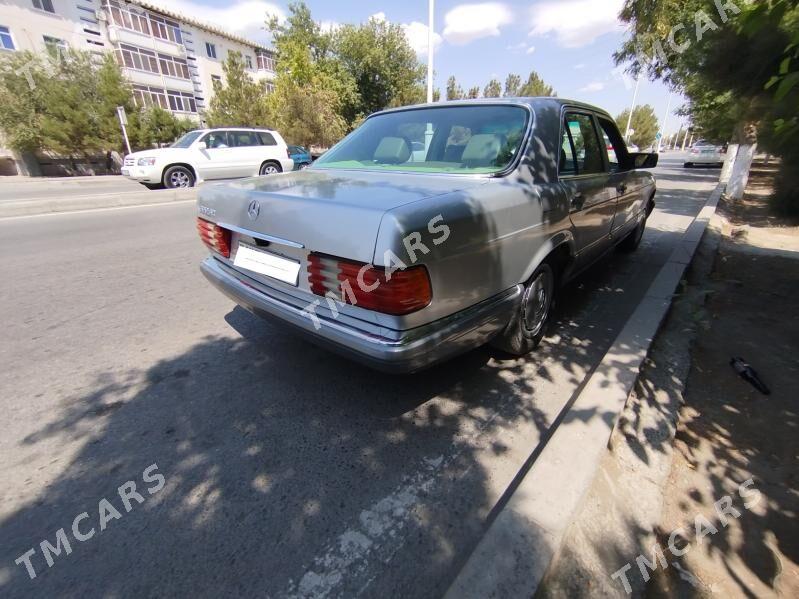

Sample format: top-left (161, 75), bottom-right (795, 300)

top-left (258, 132), bottom-right (277, 146)
top-left (561, 113), bottom-right (605, 176)
top-left (229, 131), bottom-right (259, 147)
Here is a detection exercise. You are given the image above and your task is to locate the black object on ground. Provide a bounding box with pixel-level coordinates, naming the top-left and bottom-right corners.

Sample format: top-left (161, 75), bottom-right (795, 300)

top-left (730, 356), bottom-right (771, 395)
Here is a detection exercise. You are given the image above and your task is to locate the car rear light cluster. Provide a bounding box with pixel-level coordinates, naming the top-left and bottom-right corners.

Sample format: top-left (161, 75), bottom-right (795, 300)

top-left (307, 253), bottom-right (432, 315)
top-left (196, 217), bottom-right (231, 258)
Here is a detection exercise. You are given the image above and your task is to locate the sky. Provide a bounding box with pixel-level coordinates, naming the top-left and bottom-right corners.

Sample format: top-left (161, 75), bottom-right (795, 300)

top-left (157, 0), bottom-right (689, 138)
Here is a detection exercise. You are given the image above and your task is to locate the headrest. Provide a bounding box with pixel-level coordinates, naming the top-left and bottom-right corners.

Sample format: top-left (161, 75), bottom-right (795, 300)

top-left (461, 134), bottom-right (503, 166)
top-left (373, 137), bottom-right (411, 164)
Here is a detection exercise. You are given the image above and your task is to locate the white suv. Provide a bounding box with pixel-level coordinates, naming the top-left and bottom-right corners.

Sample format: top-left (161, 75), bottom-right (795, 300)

top-left (122, 128), bottom-right (295, 189)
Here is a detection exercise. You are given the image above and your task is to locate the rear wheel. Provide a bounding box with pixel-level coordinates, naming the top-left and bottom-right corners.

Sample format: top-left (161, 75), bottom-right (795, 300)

top-left (618, 216), bottom-right (647, 252)
top-left (260, 161), bottom-right (282, 175)
top-left (163, 166), bottom-right (195, 189)
top-left (491, 262), bottom-right (555, 356)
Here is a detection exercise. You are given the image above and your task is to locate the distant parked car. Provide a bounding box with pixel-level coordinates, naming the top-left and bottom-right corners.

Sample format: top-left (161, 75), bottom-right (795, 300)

top-left (196, 98), bottom-right (659, 372)
top-left (287, 145), bottom-right (312, 170)
top-left (122, 128), bottom-right (294, 189)
top-left (684, 142), bottom-right (724, 168)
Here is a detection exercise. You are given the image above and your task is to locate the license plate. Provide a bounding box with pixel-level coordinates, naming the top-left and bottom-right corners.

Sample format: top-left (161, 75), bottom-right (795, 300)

top-left (233, 243), bottom-right (301, 285)
top-left (121, 169), bottom-right (129, 175)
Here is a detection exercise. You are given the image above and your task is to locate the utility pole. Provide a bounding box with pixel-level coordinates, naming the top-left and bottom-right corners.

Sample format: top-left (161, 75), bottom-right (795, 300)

top-left (656, 92), bottom-right (672, 153)
top-left (681, 127), bottom-right (690, 151)
top-left (426, 0), bottom-right (434, 104)
top-left (624, 76), bottom-right (640, 143)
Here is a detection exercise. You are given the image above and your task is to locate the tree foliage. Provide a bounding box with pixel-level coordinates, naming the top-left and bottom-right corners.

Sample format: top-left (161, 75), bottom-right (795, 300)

top-left (446, 75), bottom-right (464, 100)
top-left (504, 73), bottom-right (521, 97)
top-left (518, 70), bottom-right (557, 97)
top-left (205, 52), bottom-right (270, 127)
top-left (483, 78), bottom-right (502, 98)
top-left (616, 104), bottom-right (659, 148)
top-left (0, 50), bottom-right (136, 157)
top-left (129, 106), bottom-right (195, 150)
top-left (616, 0), bottom-right (799, 212)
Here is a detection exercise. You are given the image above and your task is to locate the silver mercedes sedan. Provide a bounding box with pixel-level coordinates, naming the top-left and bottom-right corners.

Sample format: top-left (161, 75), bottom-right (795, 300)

top-left (197, 98), bottom-right (657, 373)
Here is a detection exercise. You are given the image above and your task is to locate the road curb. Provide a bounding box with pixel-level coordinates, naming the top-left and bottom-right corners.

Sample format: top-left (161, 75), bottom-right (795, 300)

top-left (443, 183), bottom-right (725, 599)
top-left (0, 188), bottom-right (195, 218)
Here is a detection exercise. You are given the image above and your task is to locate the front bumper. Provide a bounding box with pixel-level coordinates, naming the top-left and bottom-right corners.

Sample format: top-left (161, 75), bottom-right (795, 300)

top-left (121, 165), bottom-right (160, 182)
top-left (201, 257), bottom-right (521, 373)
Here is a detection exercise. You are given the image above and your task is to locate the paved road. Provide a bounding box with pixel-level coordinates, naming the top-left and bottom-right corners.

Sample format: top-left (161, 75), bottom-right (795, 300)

top-left (0, 155), bottom-right (720, 598)
top-left (0, 176), bottom-right (146, 201)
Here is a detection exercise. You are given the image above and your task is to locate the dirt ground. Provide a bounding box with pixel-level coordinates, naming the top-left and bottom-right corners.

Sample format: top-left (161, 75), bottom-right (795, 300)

top-left (647, 162), bottom-right (799, 596)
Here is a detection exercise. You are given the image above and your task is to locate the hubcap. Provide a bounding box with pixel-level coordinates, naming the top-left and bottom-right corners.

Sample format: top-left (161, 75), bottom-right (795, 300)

top-left (522, 270), bottom-right (553, 336)
top-left (170, 171), bottom-right (190, 187)
top-left (262, 165), bottom-right (278, 175)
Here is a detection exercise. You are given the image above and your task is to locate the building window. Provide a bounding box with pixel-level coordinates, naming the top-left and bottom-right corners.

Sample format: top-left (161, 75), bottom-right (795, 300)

top-left (256, 51), bottom-right (275, 72)
top-left (265, 81), bottom-right (275, 94)
top-left (211, 74), bottom-right (221, 85)
top-left (245, 55), bottom-right (253, 69)
top-left (43, 36), bottom-right (68, 56)
top-left (149, 13), bottom-right (182, 45)
top-left (133, 85), bottom-right (197, 113)
top-left (115, 43), bottom-right (158, 73)
top-left (32, 0), bottom-right (55, 14)
top-left (158, 53), bottom-right (190, 79)
top-left (205, 42), bottom-right (216, 59)
top-left (0, 26), bottom-right (15, 51)
top-left (105, 1), bottom-right (151, 37)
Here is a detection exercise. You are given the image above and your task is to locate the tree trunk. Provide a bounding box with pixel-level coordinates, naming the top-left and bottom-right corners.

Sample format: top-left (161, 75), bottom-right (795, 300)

top-left (726, 122), bottom-right (758, 200)
top-left (720, 144), bottom-right (738, 184)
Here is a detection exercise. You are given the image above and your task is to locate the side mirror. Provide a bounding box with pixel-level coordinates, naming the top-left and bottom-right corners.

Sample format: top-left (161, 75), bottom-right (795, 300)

top-left (630, 152), bottom-right (658, 169)
top-left (197, 141), bottom-right (207, 150)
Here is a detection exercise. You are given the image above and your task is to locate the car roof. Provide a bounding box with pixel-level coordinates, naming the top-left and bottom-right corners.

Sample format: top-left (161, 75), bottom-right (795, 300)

top-left (196, 127), bottom-right (276, 133)
top-left (371, 97), bottom-right (614, 121)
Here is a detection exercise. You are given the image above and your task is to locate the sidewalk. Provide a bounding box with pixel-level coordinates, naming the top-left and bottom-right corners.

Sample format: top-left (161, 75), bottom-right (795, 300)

top-left (537, 161), bottom-right (799, 597)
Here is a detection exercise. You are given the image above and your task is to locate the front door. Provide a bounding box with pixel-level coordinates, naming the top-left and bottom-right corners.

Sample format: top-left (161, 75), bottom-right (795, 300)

top-left (559, 111), bottom-right (616, 265)
top-left (196, 131), bottom-right (234, 180)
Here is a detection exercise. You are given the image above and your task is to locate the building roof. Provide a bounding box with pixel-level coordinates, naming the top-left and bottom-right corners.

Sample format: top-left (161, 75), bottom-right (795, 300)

top-left (130, 0), bottom-right (275, 54)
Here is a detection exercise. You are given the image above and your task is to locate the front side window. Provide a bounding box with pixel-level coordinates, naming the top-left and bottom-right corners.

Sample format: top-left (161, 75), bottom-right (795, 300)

top-left (32, 0), bottom-right (55, 14)
top-left (203, 132), bottom-right (229, 148)
top-left (561, 112), bottom-right (605, 176)
top-left (0, 26), bottom-right (14, 50)
top-left (598, 116), bottom-right (628, 172)
top-left (170, 131), bottom-right (203, 148)
top-left (315, 105), bottom-right (529, 174)
top-left (205, 42), bottom-right (216, 59)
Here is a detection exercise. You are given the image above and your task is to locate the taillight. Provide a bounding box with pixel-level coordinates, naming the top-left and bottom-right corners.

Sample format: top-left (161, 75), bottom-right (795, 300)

top-left (197, 217), bottom-right (231, 258)
top-left (307, 253), bottom-right (432, 315)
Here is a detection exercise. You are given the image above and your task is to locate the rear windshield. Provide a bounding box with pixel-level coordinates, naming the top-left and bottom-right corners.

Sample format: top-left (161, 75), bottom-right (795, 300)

top-left (314, 105), bottom-right (529, 174)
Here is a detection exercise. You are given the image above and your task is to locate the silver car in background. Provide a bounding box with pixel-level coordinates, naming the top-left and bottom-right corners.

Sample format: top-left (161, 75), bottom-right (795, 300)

top-left (197, 98), bottom-right (657, 373)
top-left (684, 140), bottom-right (724, 167)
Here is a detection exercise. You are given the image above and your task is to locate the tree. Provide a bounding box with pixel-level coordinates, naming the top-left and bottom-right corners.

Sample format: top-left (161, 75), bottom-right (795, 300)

top-left (504, 73), bottom-right (521, 97)
top-left (267, 78), bottom-right (347, 148)
top-left (334, 16), bottom-right (425, 119)
top-left (129, 106), bottom-right (195, 149)
top-left (615, 0), bottom-right (798, 208)
top-left (616, 105), bottom-right (659, 148)
top-left (446, 75), bottom-right (464, 100)
top-left (483, 78), bottom-right (502, 98)
top-left (0, 50), bottom-right (136, 161)
top-left (518, 70), bottom-right (556, 96)
top-left (466, 86), bottom-right (480, 99)
top-left (205, 52), bottom-right (270, 127)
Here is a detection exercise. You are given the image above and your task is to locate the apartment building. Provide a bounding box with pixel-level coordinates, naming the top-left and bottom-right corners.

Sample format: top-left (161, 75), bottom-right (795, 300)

top-left (0, 0), bottom-right (277, 174)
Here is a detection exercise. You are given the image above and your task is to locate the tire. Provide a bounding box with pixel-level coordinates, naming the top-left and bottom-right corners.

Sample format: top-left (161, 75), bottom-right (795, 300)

top-left (684, 162), bottom-right (692, 168)
top-left (163, 165), bottom-right (195, 189)
top-left (141, 182), bottom-right (163, 190)
top-left (491, 262), bottom-right (555, 356)
top-left (618, 216), bottom-right (647, 253)
top-left (260, 161), bottom-right (282, 175)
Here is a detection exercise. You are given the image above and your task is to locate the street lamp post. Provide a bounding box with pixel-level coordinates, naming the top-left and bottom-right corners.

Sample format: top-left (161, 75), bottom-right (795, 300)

top-left (656, 92), bottom-right (672, 153)
top-left (624, 76), bottom-right (640, 143)
top-left (426, 0), bottom-right (434, 104)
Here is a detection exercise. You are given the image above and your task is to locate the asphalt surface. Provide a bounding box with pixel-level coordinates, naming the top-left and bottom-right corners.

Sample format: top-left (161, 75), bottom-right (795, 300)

top-left (0, 176), bottom-right (146, 202)
top-left (0, 155), bottom-right (721, 598)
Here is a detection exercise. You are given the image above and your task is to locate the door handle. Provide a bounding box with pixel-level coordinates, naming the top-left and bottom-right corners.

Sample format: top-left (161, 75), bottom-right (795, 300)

top-left (616, 183), bottom-right (628, 194)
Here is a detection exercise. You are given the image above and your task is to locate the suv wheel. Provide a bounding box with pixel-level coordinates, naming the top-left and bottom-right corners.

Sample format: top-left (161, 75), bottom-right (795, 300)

top-left (491, 262), bottom-right (555, 356)
top-left (163, 166), bottom-right (195, 189)
top-left (260, 161), bottom-right (282, 175)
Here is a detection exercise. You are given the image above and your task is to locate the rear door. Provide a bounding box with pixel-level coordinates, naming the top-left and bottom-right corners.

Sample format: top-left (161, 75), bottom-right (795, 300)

top-left (559, 111), bottom-right (616, 265)
top-left (596, 115), bottom-right (641, 237)
top-left (227, 130), bottom-right (262, 177)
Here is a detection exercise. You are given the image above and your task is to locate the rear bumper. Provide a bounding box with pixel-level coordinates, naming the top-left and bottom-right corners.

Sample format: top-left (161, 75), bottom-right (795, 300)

top-left (201, 257), bottom-right (521, 373)
top-left (686, 154), bottom-right (723, 164)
